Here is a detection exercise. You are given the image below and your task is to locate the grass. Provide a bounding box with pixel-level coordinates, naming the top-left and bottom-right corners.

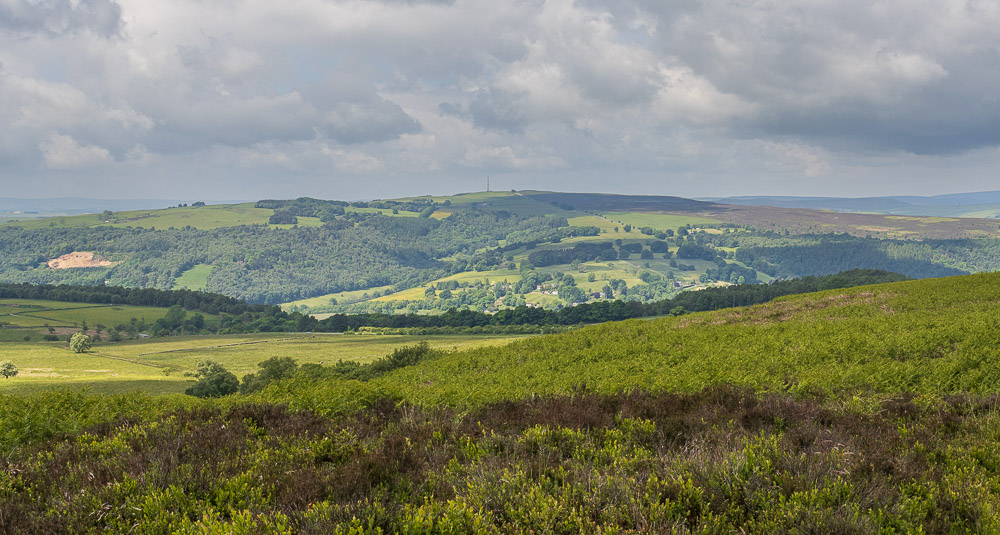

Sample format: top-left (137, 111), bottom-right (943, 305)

top-left (0, 333), bottom-right (531, 395)
top-left (8, 273), bottom-right (1000, 532)
top-left (368, 273), bottom-right (1000, 407)
top-left (344, 207), bottom-right (419, 218)
top-left (567, 215), bottom-right (620, 231)
top-left (172, 264), bottom-right (213, 291)
top-left (4, 203), bottom-right (276, 230)
top-left (281, 285), bottom-right (397, 310)
top-left (601, 211), bottom-right (721, 230)
top-left (0, 342), bottom-right (186, 395)
top-left (0, 300), bottom-right (177, 329)
top-left (413, 191), bottom-right (577, 218)
top-left (373, 270), bottom-right (524, 303)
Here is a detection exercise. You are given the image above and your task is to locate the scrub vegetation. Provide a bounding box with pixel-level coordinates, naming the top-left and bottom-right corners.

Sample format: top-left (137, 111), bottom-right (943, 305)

top-left (5, 273), bottom-right (1000, 532)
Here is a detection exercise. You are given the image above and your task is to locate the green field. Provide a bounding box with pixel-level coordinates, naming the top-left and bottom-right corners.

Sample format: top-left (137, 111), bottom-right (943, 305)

top-left (345, 207), bottom-right (420, 218)
top-left (601, 211), bottom-right (721, 229)
top-left (413, 190), bottom-right (578, 217)
top-left (173, 264), bottom-right (214, 291)
top-left (566, 214), bottom-right (620, 231)
top-left (3, 203), bottom-right (277, 230)
top-left (0, 299), bottom-right (177, 329)
top-left (0, 333), bottom-right (531, 395)
top-left (282, 285), bottom-right (397, 310)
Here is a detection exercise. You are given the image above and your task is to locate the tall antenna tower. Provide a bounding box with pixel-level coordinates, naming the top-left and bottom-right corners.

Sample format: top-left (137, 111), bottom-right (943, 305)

top-left (487, 175), bottom-right (490, 192)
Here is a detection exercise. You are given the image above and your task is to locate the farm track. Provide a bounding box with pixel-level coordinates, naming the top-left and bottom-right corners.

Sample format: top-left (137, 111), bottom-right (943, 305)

top-left (87, 350), bottom-right (168, 370)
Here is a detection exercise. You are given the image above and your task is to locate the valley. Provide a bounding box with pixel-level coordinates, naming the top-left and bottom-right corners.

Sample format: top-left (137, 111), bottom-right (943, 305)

top-left (3, 191), bottom-right (1000, 532)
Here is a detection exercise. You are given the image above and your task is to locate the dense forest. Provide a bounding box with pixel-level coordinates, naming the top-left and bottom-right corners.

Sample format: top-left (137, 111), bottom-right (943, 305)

top-left (0, 208), bottom-right (568, 304)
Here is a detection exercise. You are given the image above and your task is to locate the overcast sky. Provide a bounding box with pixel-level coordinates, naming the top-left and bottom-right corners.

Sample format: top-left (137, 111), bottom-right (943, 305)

top-left (1, 0), bottom-right (999, 201)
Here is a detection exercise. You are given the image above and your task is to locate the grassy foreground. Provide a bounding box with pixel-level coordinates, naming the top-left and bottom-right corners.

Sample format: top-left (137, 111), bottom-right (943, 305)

top-left (0, 333), bottom-right (528, 395)
top-left (5, 273), bottom-right (1000, 532)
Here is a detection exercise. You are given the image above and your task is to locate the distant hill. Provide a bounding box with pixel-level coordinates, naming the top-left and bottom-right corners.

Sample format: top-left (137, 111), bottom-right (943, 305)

top-left (520, 191), bottom-right (715, 212)
top-left (704, 190), bottom-right (1000, 218)
top-left (0, 197), bottom-right (247, 214)
top-left (1, 190), bottom-right (999, 308)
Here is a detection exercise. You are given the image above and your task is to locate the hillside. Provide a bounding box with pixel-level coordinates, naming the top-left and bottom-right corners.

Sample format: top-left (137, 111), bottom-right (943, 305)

top-left (2, 191), bottom-right (1000, 312)
top-left (5, 273), bottom-right (1000, 531)
top-left (706, 190), bottom-right (1000, 218)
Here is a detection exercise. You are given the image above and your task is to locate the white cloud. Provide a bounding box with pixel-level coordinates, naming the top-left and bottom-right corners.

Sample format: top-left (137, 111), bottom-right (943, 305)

top-left (0, 0), bottom-right (999, 198)
top-left (39, 133), bottom-right (112, 169)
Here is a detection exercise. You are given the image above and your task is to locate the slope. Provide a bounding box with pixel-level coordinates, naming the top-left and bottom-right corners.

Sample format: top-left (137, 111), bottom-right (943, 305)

top-left (7, 273), bottom-right (1000, 532)
top-left (371, 272), bottom-right (1000, 405)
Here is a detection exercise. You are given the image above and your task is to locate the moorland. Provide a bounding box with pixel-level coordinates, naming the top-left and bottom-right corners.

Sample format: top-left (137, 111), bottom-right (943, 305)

top-left (3, 272), bottom-right (1000, 532)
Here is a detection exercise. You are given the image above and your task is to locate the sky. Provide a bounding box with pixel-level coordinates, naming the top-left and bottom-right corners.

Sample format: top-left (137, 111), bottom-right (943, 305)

top-left (1, 0), bottom-right (999, 201)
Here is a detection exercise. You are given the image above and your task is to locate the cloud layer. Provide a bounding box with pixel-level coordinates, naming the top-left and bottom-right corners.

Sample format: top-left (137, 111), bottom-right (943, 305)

top-left (1, 0), bottom-right (999, 200)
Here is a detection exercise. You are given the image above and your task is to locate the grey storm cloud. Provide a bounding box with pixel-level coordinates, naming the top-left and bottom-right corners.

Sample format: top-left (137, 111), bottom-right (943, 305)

top-left (0, 0), bottom-right (122, 37)
top-left (1, 0), bottom-right (1000, 200)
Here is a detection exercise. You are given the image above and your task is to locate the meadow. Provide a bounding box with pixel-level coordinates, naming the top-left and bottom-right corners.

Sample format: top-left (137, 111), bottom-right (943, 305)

top-left (0, 299), bottom-right (180, 332)
top-left (3, 203), bottom-right (274, 230)
top-left (0, 333), bottom-right (531, 395)
top-left (172, 264), bottom-right (214, 291)
top-left (601, 210), bottom-right (721, 229)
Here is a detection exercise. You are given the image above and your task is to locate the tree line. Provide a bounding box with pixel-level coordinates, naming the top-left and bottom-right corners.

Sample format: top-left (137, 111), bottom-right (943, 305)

top-left (307, 269), bottom-right (908, 331)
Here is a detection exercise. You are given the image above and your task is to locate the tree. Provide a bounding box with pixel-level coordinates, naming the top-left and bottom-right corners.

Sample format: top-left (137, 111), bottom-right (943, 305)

top-left (0, 361), bottom-right (17, 379)
top-left (70, 332), bottom-right (92, 353)
top-left (240, 357), bottom-right (299, 394)
top-left (185, 360), bottom-right (239, 398)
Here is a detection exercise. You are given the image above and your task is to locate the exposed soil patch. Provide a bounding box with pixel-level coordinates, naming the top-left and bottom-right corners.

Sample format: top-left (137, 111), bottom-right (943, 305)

top-left (47, 252), bottom-right (117, 269)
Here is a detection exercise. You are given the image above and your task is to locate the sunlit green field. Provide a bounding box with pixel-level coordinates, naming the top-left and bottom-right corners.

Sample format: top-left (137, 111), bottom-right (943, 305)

top-left (173, 264), bottom-right (214, 291)
top-left (566, 215), bottom-right (620, 230)
top-left (0, 333), bottom-right (531, 395)
top-left (373, 270), bottom-right (524, 302)
top-left (0, 300), bottom-right (176, 329)
top-left (282, 285), bottom-right (397, 310)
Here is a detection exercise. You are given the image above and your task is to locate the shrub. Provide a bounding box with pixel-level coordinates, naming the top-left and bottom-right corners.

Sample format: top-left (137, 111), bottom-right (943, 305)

top-left (240, 357), bottom-right (299, 394)
top-left (185, 361), bottom-right (239, 398)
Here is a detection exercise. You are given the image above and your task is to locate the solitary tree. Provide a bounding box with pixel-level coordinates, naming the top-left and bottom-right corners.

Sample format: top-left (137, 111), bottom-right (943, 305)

top-left (70, 332), bottom-right (92, 353)
top-left (0, 361), bottom-right (18, 379)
